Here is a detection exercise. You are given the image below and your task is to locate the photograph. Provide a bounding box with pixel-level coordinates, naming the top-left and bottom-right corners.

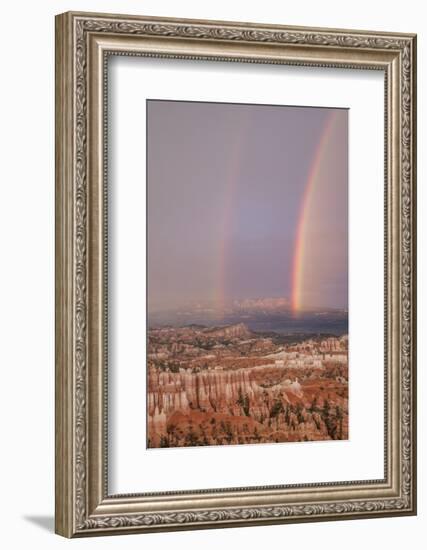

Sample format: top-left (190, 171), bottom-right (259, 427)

top-left (147, 100), bottom-right (349, 449)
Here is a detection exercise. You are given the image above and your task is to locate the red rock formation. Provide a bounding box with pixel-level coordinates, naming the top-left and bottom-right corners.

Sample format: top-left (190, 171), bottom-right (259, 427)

top-left (147, 364), bottom-right (348, 447)
top-left (146, 326), bottom-right (348, 448)
top-left (204, 323), bottom-right (253, 339)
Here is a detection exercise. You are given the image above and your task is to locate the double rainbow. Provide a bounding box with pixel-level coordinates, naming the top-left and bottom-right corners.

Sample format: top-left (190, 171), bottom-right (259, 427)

top-left (215, 109), bottom-right (338, 314)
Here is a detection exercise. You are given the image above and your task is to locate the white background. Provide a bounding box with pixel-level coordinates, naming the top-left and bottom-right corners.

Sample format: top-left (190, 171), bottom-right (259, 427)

top-left (110, 59), bottom-right (384, 493)
top-left (0, 1), bottom-right (424, 549)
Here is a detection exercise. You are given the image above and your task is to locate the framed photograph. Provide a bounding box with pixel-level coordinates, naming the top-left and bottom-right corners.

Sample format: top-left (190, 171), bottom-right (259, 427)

top-left (55, 11), bottom-right (417, 537)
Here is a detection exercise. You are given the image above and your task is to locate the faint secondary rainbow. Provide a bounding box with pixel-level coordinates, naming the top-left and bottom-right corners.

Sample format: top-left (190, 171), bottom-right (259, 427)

top-left (290, 111), bottom-right (337, 314)
top-left (215, 114), bottom-right (251, 314)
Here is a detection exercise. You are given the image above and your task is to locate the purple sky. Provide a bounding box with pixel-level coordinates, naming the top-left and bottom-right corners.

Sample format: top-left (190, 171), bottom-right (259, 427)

top-left (147, 100), bottom-right (348, 312)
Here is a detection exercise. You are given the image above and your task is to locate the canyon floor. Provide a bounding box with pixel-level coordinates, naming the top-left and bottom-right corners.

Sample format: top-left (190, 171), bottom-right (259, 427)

top-left (147, 323), bottom-right (348, 448)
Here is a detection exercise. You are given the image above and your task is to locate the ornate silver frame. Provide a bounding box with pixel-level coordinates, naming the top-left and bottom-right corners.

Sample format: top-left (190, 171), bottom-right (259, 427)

top-left (55, 11), bottom-right (417, 537)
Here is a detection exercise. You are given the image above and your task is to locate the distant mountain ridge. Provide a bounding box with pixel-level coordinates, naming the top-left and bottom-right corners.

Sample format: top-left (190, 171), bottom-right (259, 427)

top-left (148, 299), bottom-right (348, 337)
top-left (231, 297), bottom-right (289, 311)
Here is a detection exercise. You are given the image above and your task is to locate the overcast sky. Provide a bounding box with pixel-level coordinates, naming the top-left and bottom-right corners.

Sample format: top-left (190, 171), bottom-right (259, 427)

top-left (147, 100), bottom-right (348, 312)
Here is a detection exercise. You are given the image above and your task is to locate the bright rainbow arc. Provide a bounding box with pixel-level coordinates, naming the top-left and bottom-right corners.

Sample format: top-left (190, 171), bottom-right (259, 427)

top-left (290, 111), bottom-right (337, 314)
